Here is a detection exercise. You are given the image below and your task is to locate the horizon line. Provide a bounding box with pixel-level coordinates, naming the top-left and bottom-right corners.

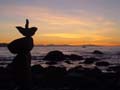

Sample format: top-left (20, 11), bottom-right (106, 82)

top-left (1, 43), bottom-right (120, 47)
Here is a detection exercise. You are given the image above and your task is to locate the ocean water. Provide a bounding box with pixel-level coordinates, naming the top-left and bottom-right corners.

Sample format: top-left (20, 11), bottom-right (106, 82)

top-left (0, 46), bottom-right (120, 69)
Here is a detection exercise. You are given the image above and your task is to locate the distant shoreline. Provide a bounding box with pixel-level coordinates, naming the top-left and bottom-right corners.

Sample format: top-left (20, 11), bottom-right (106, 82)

top-left (35, 45), bottom-right (120, 47)
top-left (0, 43), bottom-right (8, 47)
top-left (0, 43), bottom-right (120, 47)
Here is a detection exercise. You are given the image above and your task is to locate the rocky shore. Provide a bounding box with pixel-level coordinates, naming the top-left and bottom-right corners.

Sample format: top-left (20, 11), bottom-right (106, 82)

top-left (0, 50), bottom-right (120, 90)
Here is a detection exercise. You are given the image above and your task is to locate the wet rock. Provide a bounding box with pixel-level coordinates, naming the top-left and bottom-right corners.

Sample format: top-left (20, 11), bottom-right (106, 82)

top-left (66, 66), bottom-right (102, 88)
top-left (68, 54), bottom-right (83, 60)
top-left (84, 57), bottom-right (99, 64)
top-left (43, 51), bottom-right (65, 61)
top-left (68, 66), bottom-right (102, 76)
top-left (92, 50), bottom-right (104, 55)
top-left (46, 61), bottom-right (57, 65)
top-left (64, 60), bottom-right (72, 64)
top-left (96, 61), bottom-right (110, 66)
top-left (0, 67), bottom-right (7, 79)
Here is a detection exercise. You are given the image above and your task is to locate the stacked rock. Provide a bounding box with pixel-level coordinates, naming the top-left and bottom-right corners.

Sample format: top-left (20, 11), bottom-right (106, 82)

top-left (7, 19), bottom-right (37, 90)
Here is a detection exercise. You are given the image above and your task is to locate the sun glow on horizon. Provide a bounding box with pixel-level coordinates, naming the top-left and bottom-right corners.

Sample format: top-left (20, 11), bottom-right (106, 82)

top-left (0, 0), bottom-right (120, 46)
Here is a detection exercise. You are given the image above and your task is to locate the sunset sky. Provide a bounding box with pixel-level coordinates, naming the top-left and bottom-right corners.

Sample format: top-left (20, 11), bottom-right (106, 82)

top-left (0, 0), bottom-right (120, 46)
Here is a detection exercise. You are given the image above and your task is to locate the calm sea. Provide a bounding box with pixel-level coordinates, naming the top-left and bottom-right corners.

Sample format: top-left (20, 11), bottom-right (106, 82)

top-left (0, 46), bottom-right (120, 69)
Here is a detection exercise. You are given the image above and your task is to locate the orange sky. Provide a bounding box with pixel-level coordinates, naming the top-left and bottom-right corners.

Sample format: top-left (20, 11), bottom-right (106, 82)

top-left (0, 0), bottom-right (120, 46)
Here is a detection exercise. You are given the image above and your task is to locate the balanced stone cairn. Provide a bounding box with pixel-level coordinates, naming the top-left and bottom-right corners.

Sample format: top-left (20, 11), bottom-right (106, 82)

top-left (7, 19), bottom-right (37, 90)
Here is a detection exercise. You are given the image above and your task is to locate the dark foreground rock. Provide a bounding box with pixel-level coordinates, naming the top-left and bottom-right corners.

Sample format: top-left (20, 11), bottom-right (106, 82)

top-left (107, 65), bottom-right (120, 72)
top-left (43, 50), bottom-right (65, 61)
top-left (8, 37), bottom-right (33, 54)
top-left (83, 57), bottom-right (99, 64)
top-left (64, 60), bottom-right (72, 64)
top-left (0, 65), bottom-right (120, 90)
top-left (43, 50), bottom-right (84, 61)
top-left (96, 61), bottom-right (110, 66)
top-left (92, 50), bottom-right (104, 55)
top-left (66, 54), bottom-right (83, 60)
top-left (46, 61), bottom-right (57, 65)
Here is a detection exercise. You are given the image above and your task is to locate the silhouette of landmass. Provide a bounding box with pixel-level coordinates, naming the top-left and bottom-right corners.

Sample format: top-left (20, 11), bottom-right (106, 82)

top-left (36, 44), bottom-right (102, 47)
top-left (0, 43), bottom-right (8, 47)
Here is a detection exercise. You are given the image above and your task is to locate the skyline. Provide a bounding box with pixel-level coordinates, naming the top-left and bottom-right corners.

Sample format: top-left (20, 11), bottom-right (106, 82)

top-left (0, 0), bottom-right (120, 46)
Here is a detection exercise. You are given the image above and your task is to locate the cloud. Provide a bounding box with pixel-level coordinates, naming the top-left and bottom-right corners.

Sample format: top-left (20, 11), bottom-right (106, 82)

top-left (0, 4), bottom-right (119, 46)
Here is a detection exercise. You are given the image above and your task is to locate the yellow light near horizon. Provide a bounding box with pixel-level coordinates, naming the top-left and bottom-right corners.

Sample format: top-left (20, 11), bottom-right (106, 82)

top-left (0, 6), bottom-right (120, 46)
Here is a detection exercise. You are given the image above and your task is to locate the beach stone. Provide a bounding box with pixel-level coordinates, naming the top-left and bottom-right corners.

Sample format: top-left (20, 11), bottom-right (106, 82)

top-left (96, 61), bottom-right (110, 66)
top-left (8, 37), bottom-right (33, 54)
top-left (43, 50), bottom-right (65, 61)
top-left (92, 50), bottom-right (104, 54)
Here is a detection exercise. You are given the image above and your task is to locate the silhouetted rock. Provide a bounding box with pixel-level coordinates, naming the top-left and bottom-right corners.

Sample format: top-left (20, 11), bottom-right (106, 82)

top-left (92, 50), bottom-right (104, 54)
top-left (68, 65), bottom-right (83, 73)
top-left (83, 57), bottom-right (99, 64)
top-left (7, 53), bottom-right (32, 87)
top-left (67, 66), bottom-right (102, 88)
top-left (96, 61), bottom-right (110, 66)
top-left (31, 64), bottom-right (44, 74)
top-left (64, 60), bottom-right (72, 64)
top-left (0, 67), bottom-right (7, 79)
top-left (31, 65), bottom-right (45, 81)
top-left (68, 66), bottom-right (102, 75)
top-left (46, 61), bottom-right (57, 65)
top-left (83, 67), bottom-right (102, 77)
top-left (16, 19), bottom-right (37, 37)
top-left (8, 37), bottom-right (33, 54)
top-left (44, 66), bottom-right (66, 76)
top-left (7, 19), bottom-right (37, 90)
top-left (43, 50), bottom-right (65, 61)
top-left (44, 66), bottom-right (67, 80)
top-left (68, 54), bottom-right (83, 60)
top-left (108, 65), bottom-right (120, 72)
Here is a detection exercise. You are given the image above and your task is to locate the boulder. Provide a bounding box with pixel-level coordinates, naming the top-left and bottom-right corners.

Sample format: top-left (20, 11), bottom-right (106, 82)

top-left (16, 19), bottom-right (37, 37)
top-left (108, 65), bottom-right (120, 72)
top-left (8, 37), bottom-right (33, 54)
top-left (68, 65), bottom-right (83, 73)
top-left (92, 50), bottom-right (104, 55)
top-left (31, 64), bottom-right (45, 74)
top-left (96, 61), bottom-right (110, 66)
top-left (43, 50), bottom-right (65, 61)
top-left (46, 61), bottom-right (57, 65)
top-left (64, 60), bottom-right (72, 64)
top-left (44, 66), bottom-right (66, 79)
top-left (68, 54), bottom-right (83, 60)
top-left (83, 57), bottom-right (99, 64)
